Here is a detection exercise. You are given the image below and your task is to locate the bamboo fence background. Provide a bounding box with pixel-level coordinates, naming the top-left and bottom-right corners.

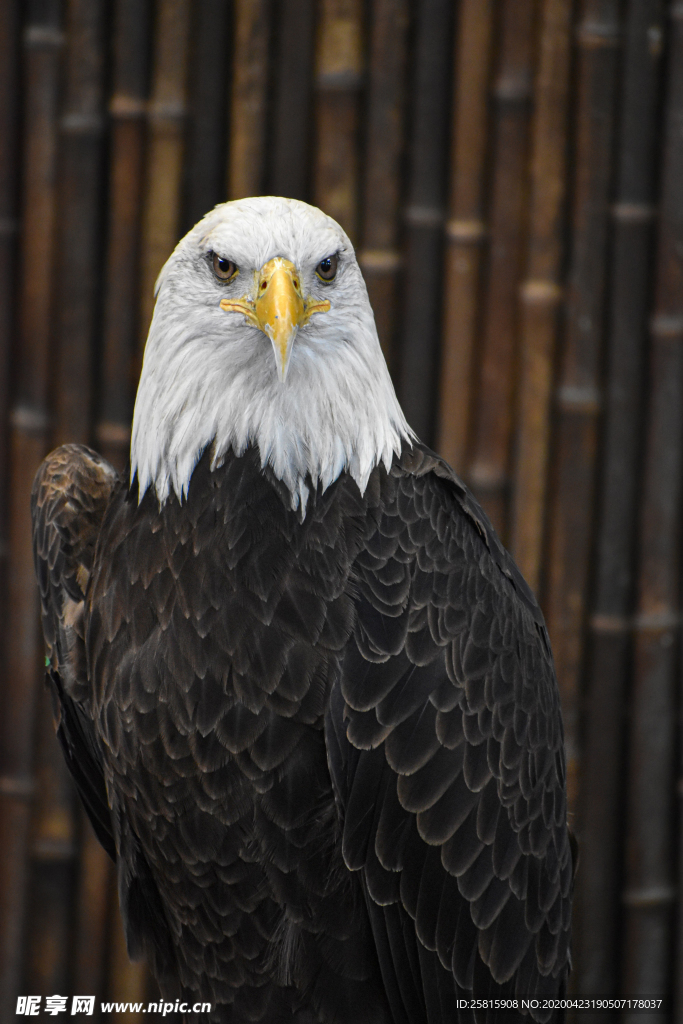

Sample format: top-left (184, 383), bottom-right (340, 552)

top-left (1, 0), bottom-right (682, 1019)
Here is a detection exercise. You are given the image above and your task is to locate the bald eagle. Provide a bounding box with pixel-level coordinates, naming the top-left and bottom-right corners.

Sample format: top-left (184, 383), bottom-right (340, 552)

top-left (32, 198), bottom-right (572, 1023)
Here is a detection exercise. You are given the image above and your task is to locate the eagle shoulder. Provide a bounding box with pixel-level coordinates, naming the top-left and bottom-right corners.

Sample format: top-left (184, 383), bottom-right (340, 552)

top-left (32, 443), bottom-right (119, 696)
top-left (31, 443), bottom-right (119, 859)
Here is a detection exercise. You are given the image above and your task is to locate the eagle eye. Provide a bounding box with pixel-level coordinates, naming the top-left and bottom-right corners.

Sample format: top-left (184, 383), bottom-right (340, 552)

top-left (315, 255), bottom-right (338, 282)
top-left (212, 253), bottom-right (238, 282)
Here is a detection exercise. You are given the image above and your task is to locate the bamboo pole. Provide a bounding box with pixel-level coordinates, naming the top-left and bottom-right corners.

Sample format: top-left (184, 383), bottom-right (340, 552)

top-left (578, 0), bottom-right (665, 1001)
top-left (23, 703), bottom-right (78, 998)
top-left (53, 0), bottom-right (107, 448)
top-left (270, 0), bottom-right (316, 201)
top-left (313, 0), bottom-right (364, 242)
top-left (509, 0), bottom-right (574, 595)
top-left (622, 3), bottom-right (683, 1007)
top-left (357, 0), bottom-right (409, 372)
top-left (0, 0), bottom-right (20, 575)
top-left (228, 0), bottom-right (271, 200)
top-left (397, 0), bottom-right (456, 446)
top-left (436, 0), bottom-right (496, 473)
top-left (183, 0), bottom-right (231, 231)
top-left (73, 812), bottom-right (112, 1022)
top-left (138, 0), bottom-right (193, 354)
top-left (545, 0), bottom-right (622, 817)
top-left (466, 0), bottom-right (536, 538)
top-left (96, 0), bottom-right (153, 473)
top-left (25, 0), bottom-right (108, 997)
top-left (0, 0), bottom-right (21, 997)
top-left (0, 2), bottom-right (63, 1017)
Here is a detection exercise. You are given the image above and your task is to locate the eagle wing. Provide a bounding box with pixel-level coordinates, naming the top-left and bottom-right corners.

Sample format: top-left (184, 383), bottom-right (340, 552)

top-left (31, 444), bottom-right (119, 859)
top-left (325, 445), bottom-right (573, 1021)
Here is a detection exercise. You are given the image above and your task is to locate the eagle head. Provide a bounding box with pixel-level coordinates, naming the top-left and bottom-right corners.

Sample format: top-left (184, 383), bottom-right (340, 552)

top-left (131, 197), bottom-right (412, 514)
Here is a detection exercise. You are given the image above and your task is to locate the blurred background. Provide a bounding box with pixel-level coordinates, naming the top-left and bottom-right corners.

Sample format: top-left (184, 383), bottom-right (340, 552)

top-left (0, 0), bottom-right (682, 1020)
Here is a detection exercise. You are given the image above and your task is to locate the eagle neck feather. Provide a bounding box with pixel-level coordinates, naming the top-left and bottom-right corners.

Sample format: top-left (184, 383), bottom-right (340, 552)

top-left (130, 297), bottom-right (413, 516)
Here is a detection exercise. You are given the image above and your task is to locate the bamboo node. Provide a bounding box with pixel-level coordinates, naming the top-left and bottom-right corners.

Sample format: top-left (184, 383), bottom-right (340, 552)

top-left (445, 219), bottom-right (487, 244)
top-left (110, 95), bottom-right (147, 119)
top-left (622, 885), bottom-right (676, 907)
top-left (358, 250), bottom-right (402, 273)
top-left (148, 101), bottom-right (186, 126)
top-left (611, 202), bottom-right (656, 224)
top-left (467, 463), bottom-right (507, 493)
top-left (633, 610), bottom-right (680, 631)
top-left (23, 25), bottom-right (64, 49)
top-left (316, 17), bottom-right (363, 83)
top-left (650, 314), bottom-right (683, 340)
top-left (316, 70), bottom-right (364, 91)
top-left (31, 837), bottom-right (78, 862)
top-left (96, 421), bottom-right (132, 446)
top-left (576, 21), bottom-right (621, 48)
top-left (61, 113), bottom-right (105, 136)
top-left (492, 75), bottom-right (533, 104)
top-left (590, 613), bottom-right (630, 634)
top-left (556, 384), bottom-right (601, 414)
top-left (0, 775), bottom-right (34, 799)
top-left (10, 405), bottom-right (50, 436)
top-left (0, 217), bottom-right (19, 237)
top-left (520, 280), bottom-right (563, 305)
top-left (405, 206), bottom-right (444, 229)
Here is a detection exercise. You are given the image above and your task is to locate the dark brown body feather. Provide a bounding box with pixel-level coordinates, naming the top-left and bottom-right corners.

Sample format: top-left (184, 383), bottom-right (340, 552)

top-left (31, 442), bottom-right (572, 1023)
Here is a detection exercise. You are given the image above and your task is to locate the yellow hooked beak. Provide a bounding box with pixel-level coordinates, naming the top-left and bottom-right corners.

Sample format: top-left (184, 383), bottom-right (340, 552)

top-left (219, 258), bottom-right (331, 382)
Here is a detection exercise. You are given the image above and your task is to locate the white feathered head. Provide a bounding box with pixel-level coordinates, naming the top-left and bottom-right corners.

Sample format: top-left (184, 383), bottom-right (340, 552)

top-left (131, 197), bottom-right (412, 513)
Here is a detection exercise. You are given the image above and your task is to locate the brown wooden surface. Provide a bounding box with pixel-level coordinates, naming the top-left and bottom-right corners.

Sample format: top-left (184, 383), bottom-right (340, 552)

top-left (436, 0), bottom-right (496, 475)
top-left (50, 1), bottom-right (120, 1011)
top-left (313, 0), bottom-right (364, 243)
top-left (97, 0), bottom-right (152, 472)
top-left (0, 0), bottom-right (20, 565)
top-left (358, 0), bottom-right (409, 370)
top-left (0, 0), bottom-right (21, 999)
top-left (510, 0), bottom-right (574, 595)
top-left (466, 0), bottom-right (537, 538)
top-left (73, 816), bottom-right (113, 1023)
top-left (0, 3), bottom-right (63, 1017)
top-left (138, 0), bottom-right (192, 353)
top-left (577, 0), bottom-right (665, 1002)
top-left (183, 0), bottom-right (231, 231)
top-left (24, 690), bottom-right (77, 998)
top-left (622, 2), bottom-right (683, 1009)
top-left (27, 0), bottom-right (107, 1003)
top-left (52, 0), bottom-right (107, 447)
top-left (269, 0), bottom-right (316, 201)
top-left (397, 0), bottom-right (455, 446)
top-left (228, 0), bottom-right (271, 201)
top-left (623, 338), bottom-right (682, 1005)
top-left (545, 0), bottom-right (622, 818)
